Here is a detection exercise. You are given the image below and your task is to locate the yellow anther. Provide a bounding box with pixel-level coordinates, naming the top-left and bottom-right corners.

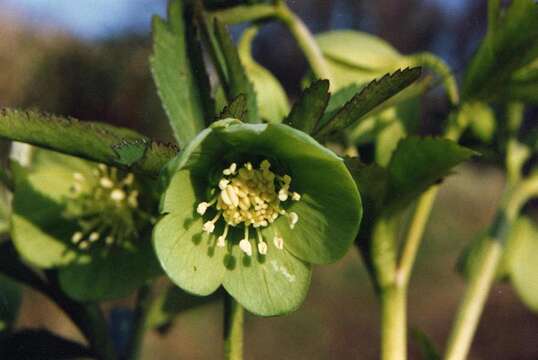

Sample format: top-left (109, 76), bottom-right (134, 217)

top-left (100, 177), bottom-right (114, 189)
top-left (203, 221), bottom-right (215, 233)
top-left (218, 178), bottom-right (229, 190)
top-left (89, 232), bottom-right (100, 242)
top-left (197, 202), bottom-right (210, 215)
top-left (79, 241), bottom-right (90, 250)
top-left (288, 212), bottom-right (299, 229)
top-left (105, 236), bottom-right (114, 245)
top-left (110, 189), bottom-right (126, 202)
top-left (197, 160), bottom-right (301, 255)
top-left (71, 231), bottom-right (83, 243)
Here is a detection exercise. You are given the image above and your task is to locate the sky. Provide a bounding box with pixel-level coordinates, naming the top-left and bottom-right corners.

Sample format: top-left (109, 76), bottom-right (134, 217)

top-left (2, 0), bottom-right (468, 40)
top-left (2, 0), bottom-right (167, 39)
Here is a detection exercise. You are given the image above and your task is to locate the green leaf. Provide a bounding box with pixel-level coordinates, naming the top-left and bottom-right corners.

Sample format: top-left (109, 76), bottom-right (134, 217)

top-left (150, 0), bottom-right (210, 147)
top-left (238, 27), bottom-right (289, 123)
top-left (0, 329), bottom-right (92, 359)
top-left (284, 79), bottom-right (330, 134)
top-left (462, 0), bottom-right (538, 101)
top-left (385, 137), bottom-right (476, 211)
top-left (57, 233), bottom-right (162, 301)
top-left (506, 217), bottom-right (538, 312)
top-left (0, 274), bottom-right (21, 333)
top-left (222, 225), bottom-right (312, 316)
top-left (314, 68), bottom-right (422, 140)
top-left (219, 94), bottom-right (248, 121)
top-left (411, 328), bottom-right (441, 360)
top-left (146, 285), bottom-right (221, 330)
top-left (0, 109), bottom-right (178, 177)
top-left (316, 30), bottom-right (403, 71)
top-left (214, 19), bottom-right (258, 123)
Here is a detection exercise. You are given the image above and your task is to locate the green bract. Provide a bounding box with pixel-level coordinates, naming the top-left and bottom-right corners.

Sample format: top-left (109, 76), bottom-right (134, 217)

top-left (10, 148), bottom-right (161, 301)
top-left (153, 119), bottom-right (362, 316)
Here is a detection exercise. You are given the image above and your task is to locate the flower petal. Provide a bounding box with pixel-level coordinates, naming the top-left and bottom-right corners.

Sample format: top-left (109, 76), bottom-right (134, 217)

top-left (223, 226), bottom-right (311, 316)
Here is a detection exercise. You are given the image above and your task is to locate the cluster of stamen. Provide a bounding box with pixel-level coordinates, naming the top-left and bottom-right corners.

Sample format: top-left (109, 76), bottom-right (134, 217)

top-left (67, 164), bottom-right (143, 251)
top-left (196, 160), bottom-right (301, 256)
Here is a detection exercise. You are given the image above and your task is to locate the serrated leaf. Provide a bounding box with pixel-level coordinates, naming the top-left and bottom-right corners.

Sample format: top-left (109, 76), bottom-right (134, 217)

top-left (385, 137), bottom-right (476, 211)
top-left (314, 68), bottom-right (421, 140)
top-left (284, 79), bottom-right (330, 134)
top-left (150, 0), bottom-right (210, 147)
top-left (218, 94), bottom-right (248, 121)
top-left (214, 19), bottom-right (258, 123)
top-left (463, 0), bottom-right (538, 101)
top-left (0, 109), bottom-right (178, 176)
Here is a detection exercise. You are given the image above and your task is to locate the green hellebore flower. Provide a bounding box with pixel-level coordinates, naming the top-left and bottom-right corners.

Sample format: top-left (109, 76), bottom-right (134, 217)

top-left (153, 119), bottom-right (362, 316)
top-left (10, 147), bottom-right (161, 301)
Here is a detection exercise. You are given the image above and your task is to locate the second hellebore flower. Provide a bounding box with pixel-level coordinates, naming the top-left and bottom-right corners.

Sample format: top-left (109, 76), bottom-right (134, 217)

top-left (153, 119), bottom-right (362, 316)
top-left (10, 147), bottom-right (161, 301)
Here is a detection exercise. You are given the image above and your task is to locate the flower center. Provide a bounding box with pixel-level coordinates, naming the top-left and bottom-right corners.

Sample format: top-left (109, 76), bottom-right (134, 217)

top-left (196, 160), bottom-right (301, 256)
top-left (66, 164), bottom-right (148, 251)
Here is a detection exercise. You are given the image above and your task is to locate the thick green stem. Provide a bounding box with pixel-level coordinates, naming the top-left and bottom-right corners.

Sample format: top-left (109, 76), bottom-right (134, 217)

top-left (443, 238), bottom-right (503, 360)
top-left (444, 174), bottom-right (538, 360)
top-left (125, 285), bottom-right (153, 360)
top-left (224, 294), bottom-right (244, 360)
top-left (274, 1), bottom-right (334, 87)
top-left (381, 286), bottom-right (407, 360)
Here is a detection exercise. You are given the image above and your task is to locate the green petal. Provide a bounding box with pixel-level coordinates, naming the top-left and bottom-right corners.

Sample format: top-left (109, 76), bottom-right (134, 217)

top-left (157, 122), bottom-right (362, 268)
top-left (58, 234), bottom-right (162, 301)
top-left (11, 150), bottom-right (93, 267)
top-left (154, 170), bottom-right (226, 295)
top-left (223, 226), bottom-right (311, 316)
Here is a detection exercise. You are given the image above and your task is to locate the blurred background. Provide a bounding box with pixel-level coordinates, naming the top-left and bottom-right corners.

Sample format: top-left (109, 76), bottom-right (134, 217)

top-left (1, 0), bottom-right (537, 359)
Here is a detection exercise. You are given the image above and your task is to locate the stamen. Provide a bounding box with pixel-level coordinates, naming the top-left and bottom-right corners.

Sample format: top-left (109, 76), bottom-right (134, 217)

top-left (197, 202), bottom-right (210, 215)
top-left (71, 231), bottom-right (83, 243)
top-left (100, 177), bottom-right (114, 189)
top-left (291, 192), bottom-right (301, 201)
top-left (256, 229), bottom-right (267, 255)
top-left (89, 232), bottom-right (100, 242)
top-left (239, 227), bottom-right (252, 256)
top-left (110, 189), bottom-right (126, 202)
top-left (288, 212), bottom-right (299, 229)
top-left (217, 224), bottom-right (229, 247)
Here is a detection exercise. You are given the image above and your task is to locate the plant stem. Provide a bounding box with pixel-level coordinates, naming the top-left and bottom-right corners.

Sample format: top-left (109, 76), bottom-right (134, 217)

top-left (125, 284), bottom-right (153, 360)
top-left (211, 4), bottom-right (276, 24)
top-left (396, 186), bottom-right (438, 287)
top-left (381, 286), bottom-right (407, 360)
top-left (224, 294), bottom-right (244, 360)
top-left (405, 52), bottom-right (459, 106)
top-left (443, 237), bottom-right (503, 360)
top-left (444, 173), bottom-right (538, 360)
top-left (274, 1), bottom-right (334, 87)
